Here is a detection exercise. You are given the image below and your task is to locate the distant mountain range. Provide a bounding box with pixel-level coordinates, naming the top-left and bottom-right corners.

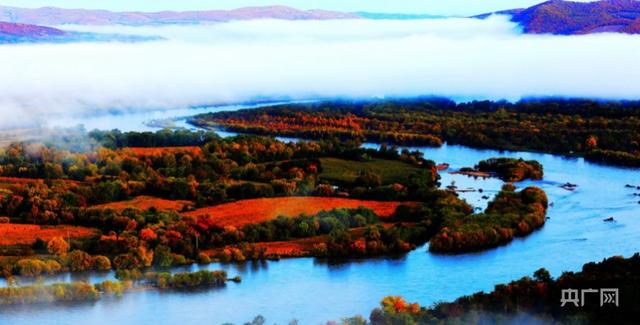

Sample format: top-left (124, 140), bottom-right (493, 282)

top-left (0, 21), bottom-right (66, 43)
top-left (480, 0), bottom-right (640, 34)
top-left (0, 21), bottom-right (161, 44)
top-left (0, 21), bottom-right (64, 37)
top-left (0, 5), bottom-right (358, 25)
top-left (2, 1), bottom-right (640, 44)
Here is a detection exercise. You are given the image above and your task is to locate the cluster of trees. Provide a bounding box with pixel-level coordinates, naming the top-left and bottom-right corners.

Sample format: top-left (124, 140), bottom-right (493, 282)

top-left (88, 129), bottom-right (220, 149)
top-left (474, 157), bottom-right (543, 182)
top-left (309, 223), bottom-right (428, 258)
top-left (210, 207), bottom-right (429, 261)
top-left (0, 268), bottom-right (233, 305)
top-left (429, 185), bottom-right (548, 253)
top-left (241, 207), bottom-right (380, 243)
top-left (195, 99), bottom-right (640, 167)
top-left (116, 269), bottom-right (231, 290)
top-left (191, 110), bottom-right (443, 147)
top-left (0, 236), bottom-right (111, 278)
top-left (342, 253), bottom-right (640, 324)
top-left (0, 282), bottom-right (101, 305)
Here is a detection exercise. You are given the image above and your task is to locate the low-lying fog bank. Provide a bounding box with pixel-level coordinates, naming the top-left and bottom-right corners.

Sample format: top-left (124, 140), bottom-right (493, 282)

top-left (1, 16), bottom-right (640, 129)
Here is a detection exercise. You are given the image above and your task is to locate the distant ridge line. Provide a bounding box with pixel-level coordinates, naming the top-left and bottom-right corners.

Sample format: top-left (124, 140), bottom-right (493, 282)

top-left (0, 5), bottom-right (359, 25)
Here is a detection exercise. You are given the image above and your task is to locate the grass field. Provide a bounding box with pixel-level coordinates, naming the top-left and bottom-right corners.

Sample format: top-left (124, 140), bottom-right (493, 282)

top-left (319, 157), bottom-right (421, 185)
top-left (183, 197), bottom-right (410, 228)
top-left (0, 224), bottom-right (98, 246)
top-left (92, 196), bottom-right (193, 212)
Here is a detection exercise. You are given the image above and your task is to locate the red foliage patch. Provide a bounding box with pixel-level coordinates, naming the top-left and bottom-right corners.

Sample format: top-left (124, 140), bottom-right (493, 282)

top-left (183, 196), bottom-right (412, 228)
top-left (0, 224), bottom-right (98, 246)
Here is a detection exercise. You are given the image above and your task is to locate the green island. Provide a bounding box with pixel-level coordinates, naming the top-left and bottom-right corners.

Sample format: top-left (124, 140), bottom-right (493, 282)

top-left (189, 99), bottom-right (640, 167)
top-left (454, 157), bottom-right (544, 182)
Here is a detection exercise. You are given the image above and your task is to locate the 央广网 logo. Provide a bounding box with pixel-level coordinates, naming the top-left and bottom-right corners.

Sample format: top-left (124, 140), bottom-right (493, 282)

top-left (561, 288), bottom-right (619, 307)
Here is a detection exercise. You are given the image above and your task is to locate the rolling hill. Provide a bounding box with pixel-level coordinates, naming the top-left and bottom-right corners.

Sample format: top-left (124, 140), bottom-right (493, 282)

top-left (0, 21), bottom-right (66, 43)
top-left (481, 0), bottom-right (640, 34)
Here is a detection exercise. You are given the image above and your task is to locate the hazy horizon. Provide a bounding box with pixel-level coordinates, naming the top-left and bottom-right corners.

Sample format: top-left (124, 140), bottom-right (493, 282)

top-left (0, 0), bottom-right (598, 16)
top-left (1, 15), bottom-right (640, 130)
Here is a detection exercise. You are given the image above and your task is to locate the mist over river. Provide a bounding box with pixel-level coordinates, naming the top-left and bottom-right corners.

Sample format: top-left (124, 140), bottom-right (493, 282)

top-left (1, 103), bottom-right (639, 324)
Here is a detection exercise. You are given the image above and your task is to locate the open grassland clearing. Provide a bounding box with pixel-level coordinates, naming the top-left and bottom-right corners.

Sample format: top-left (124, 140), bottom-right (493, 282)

top-left (183, 197), bottom-right (410, 228)
top-left (0, 224), bottom-right (98, 246)
top-left (319, 157), bottom-right (421, 185)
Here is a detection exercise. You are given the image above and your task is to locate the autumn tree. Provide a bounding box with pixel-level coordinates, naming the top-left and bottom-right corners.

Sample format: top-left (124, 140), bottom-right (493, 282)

top-left (47, 237), bottom-right (70, 256)
top-left (586, 135), bottom-right (598, 149)
top-left (93, 255), bottom-right (112, 271)
top-left (68, 250), bottom-right (94, 272)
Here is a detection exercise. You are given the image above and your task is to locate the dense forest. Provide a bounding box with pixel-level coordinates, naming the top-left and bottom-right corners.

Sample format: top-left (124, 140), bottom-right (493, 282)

top-left (429, 184), bottom-right (547, 252)
top-left (189, 99), bottom-right (640, 167)
top-left (0, 130), bottom-right (550, 278)
top-left (332, 253), bottom-right (640, 325)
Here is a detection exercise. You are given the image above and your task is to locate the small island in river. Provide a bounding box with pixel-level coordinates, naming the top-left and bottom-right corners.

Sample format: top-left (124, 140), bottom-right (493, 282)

top-left (453, 157), bottom-right (544, 182)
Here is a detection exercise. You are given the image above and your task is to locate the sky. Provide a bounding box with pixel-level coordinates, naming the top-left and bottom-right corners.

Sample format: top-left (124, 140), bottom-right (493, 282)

top-left (0, 0), bottom-right (594, 16)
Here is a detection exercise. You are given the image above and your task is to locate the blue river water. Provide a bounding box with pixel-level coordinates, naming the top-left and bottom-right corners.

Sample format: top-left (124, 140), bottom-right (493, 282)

top-left (1, 104), bottom-right (639, 324)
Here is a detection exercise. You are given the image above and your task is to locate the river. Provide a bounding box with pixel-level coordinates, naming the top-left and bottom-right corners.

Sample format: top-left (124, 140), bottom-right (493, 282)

top-left (1, 104), bottom-right (639, 324)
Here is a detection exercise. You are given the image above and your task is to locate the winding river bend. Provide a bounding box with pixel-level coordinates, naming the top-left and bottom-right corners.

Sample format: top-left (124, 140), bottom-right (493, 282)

top-left (2, 103), bottom-right (640, 324)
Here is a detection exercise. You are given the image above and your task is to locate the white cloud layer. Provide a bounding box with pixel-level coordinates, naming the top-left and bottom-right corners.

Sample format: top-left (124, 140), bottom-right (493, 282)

top-left (1, 16), bottom-right (640, 129)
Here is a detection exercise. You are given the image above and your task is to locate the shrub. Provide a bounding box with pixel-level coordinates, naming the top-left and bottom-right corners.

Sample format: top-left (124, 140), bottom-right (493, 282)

top-left (93, 256), bottom-right (112, 271)
top-left (67, 250), bottom-right (94, 272)
top-left (14, 259), bottom-right (48, 277)
top-left (197, 253), bottom-right (211, 264)
top-left (32, 238), bottom-right (47, 250)
top-left (47, 237), bottom-right (70, 256)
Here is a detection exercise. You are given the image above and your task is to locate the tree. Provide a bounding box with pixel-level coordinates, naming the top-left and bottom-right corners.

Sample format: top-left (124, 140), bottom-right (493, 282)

top-left (153, 245), bottom-right (174, 268)
top-left (68, 250), bottom-right (94, 272)
top-left (355, 171), bottom-right (382, 188)
top-left (93, 256), bottom-right (112, 271)
top-left (47, 237), bottom-right (69, 256)
top-left (586, 135), bottom-right (598, 149)
top-left (140, 228), bottom-right (158, 241)
top-left (244, 315), bottom-right (265, 325)
top-left (533, 268), bottom-right (552, 282)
